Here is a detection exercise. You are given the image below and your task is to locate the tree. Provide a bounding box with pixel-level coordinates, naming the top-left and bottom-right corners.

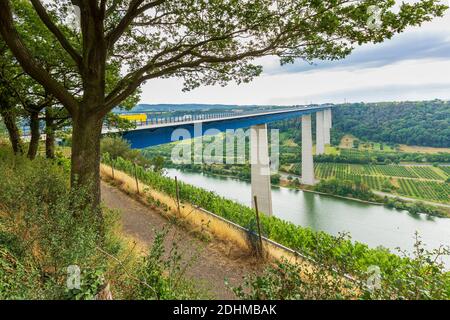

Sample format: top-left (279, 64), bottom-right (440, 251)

top-left (332, 101), bottom-right (450, 147)
top-left (0, 2), bottom-right (70, 158)
top-left (101, 136), bottom-right (133, 160)
top-left (1, 1), bottom-right (139, 161)
top-left (0, 43), bottom-right (25, 154)
top-left (0, 0), bottom-right (446, 215)
top-left (0, 86), bottom-right (23, 154)
top-left (44, 105), bottom-right (72, 159)
top-left (101, 135), bottom-right (149, 166)
top-left (150, 155), bottom-right (165, 174)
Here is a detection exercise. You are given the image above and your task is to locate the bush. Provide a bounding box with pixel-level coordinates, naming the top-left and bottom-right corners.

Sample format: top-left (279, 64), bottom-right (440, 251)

top-left (383, 197), bottom-right (448, 218)
top-left (0, 147), bottom-right (107, 298)
top-left (233, 234), bottom-right (450, 300)
top-left (0, 146), bottom-right (206, 300)
top-left (101, 136), bottom-right (150, 167)
top-left (232, 234), bottom-right (363, 300)
top-left (271, 174), bottom-right (281, 184)
top-left (314, 179), bottom-right (376, 202)
top-left (131, 228), bottom-right (205, 300)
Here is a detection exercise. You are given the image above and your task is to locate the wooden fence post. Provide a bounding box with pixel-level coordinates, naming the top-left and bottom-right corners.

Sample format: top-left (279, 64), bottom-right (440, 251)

top-left (175, 176), bottom-right (181, 214)
top-left (253, 195), bottom-right (264, 258)
top-left (111, 160), bottom-right (115, 179)
top-left (133, 162), bottom-right (139, 194)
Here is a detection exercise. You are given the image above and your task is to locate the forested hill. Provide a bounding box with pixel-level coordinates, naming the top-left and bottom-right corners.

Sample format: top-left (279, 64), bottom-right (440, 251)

top-left (332, 101), bottom-right (450, 148)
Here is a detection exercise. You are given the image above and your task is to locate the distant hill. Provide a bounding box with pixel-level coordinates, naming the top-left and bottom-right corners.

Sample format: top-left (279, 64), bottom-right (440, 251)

top-left (114, 103), bottom-right (277, 113)
top-left (332, 100), bottom-right (450, 148)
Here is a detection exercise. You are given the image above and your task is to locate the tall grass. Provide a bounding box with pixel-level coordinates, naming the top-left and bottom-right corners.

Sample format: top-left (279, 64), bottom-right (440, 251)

top-left (0, 147), bottom-right (204, 299)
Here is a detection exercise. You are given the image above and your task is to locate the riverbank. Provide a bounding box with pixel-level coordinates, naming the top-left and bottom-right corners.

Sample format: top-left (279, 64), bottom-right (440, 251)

top-left (101, 164), bottom-right (450, 300)
top-left (301, 188), bottom-right (384, 206)
top-left (165, 165), bottom-right (449, 218)
top-left (163, 167), bottom-right (450, 259)
top-left (373, 190), bottom-right (450, 209)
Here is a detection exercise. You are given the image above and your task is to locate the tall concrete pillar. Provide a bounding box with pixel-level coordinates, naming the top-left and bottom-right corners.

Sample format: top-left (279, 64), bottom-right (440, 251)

top-left (324, 108), bottom-right (332, 145)
top-left (316, 111), bottom-right (325, 155)
top-left (301, 114), bottom-right (315, 185)
top-left (250, 124), bottom-right (273, 216)
top-left (328, 108), bottom-right (332, 127)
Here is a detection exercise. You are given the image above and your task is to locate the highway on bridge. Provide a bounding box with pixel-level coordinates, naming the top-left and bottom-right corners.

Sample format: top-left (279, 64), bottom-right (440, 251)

top-left (104, 105), bottom-right (333, 149)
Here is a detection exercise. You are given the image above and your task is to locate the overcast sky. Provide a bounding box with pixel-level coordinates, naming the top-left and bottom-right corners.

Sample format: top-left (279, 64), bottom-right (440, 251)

top-left (139, 1), bottom-right (450, 106)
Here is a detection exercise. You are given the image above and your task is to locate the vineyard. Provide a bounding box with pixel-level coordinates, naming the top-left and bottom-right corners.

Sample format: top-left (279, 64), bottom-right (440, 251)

top-left (288, 163), bottom-right (450, 203)
top-left (397, 179), bottom-right (450, 203)
top-left (337, 148), bottom-right (450, 164)
top-left (440, 166), bottom-right (450, 176)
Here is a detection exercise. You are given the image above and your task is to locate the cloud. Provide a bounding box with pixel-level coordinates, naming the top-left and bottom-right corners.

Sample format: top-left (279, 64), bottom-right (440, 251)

top-left (263, 31), bottom-right (450, 75)
top-left (270, 83), bottom-right (450, 105)
top-left (139, 58), bottom-right (450, 105)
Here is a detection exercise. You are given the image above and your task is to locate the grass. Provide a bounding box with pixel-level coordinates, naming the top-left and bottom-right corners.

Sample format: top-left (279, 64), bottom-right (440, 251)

top-left (0, 145), bottom-right (206, 300)
top-left (338, 135), bottom-right (450, 154)
top-left (399, 145), bottom-right (450, 154)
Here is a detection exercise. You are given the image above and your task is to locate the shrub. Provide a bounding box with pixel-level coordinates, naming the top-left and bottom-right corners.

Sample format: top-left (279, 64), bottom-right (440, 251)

top-left (0, 146), bottom-right (206, 300)
top-left (233, 234), bottom-right (450, 300)
top-left (0, 147), bottom-right (107, 298)
top-left (101, 136), bottom-right (150, 167)
top-left (313, 179), bottom-right (376, 202)
top-left (232, 234), bottom-right (363, 300)
top-left (132, 228), bottom-right (205, 300)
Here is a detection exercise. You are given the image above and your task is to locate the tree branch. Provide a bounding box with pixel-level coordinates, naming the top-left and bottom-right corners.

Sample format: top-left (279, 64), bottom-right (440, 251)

top-left (105, 0), bottom-right (165, 49)
top-left (29, 0), bottom-right (83, 69)
top-left (104, 31), bottom-right (246, 108)
top-left (0, 0), bottom-right (79, 115)
top-left (103, 42), bottom-right (276, 113)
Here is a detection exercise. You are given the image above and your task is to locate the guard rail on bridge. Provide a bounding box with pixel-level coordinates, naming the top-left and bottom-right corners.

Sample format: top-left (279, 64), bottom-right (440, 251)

top-left (102, 105), bottom-right (331, 134)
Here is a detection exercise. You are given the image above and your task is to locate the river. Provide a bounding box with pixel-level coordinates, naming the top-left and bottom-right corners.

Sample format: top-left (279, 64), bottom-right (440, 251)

top-left (165, 168), bottom-right (450, 264)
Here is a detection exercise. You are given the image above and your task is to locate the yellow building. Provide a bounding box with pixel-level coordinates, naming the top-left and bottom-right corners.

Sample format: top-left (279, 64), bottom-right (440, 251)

top-left (119, 113), bottom-right (147, 123)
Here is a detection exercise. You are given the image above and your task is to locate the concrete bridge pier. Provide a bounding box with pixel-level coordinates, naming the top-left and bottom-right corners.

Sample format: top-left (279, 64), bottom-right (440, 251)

top-left (250, 124), bottom-right (273, 216)
top-left (301, 114), bottom-right (315, 185)
top-left (328, 108), bottom-right (332, 127)
top-left (324, 108), bottom-right (332, 145)
top-left (316, 111), bottom-right (325, 155)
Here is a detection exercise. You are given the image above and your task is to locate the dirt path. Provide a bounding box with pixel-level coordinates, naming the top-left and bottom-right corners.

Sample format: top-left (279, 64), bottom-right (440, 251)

top-left (101, 181), bottom-right (263, 299)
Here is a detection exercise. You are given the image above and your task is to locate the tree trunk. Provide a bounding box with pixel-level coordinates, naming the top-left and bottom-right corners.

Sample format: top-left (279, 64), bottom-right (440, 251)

top-left (70, 113), bottom-right (103, 213)
top-left (0, 107), bottom-right (23, 154)
top-left (27, 110), bottom-right (40, 160)
top-left (45, 108), bottom-right (55, 159)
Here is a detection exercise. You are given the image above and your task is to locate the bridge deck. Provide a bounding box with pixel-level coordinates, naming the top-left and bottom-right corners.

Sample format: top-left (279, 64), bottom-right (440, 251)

top-left (105, 105), bottom-right (332, 149)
